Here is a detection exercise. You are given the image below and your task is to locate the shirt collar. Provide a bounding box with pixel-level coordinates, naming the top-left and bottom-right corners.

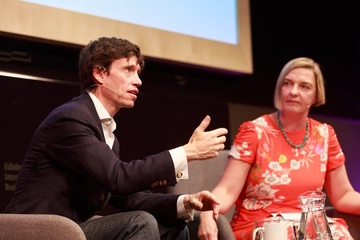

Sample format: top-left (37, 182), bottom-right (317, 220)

top-left (87, 91), bottom-right (116, 128)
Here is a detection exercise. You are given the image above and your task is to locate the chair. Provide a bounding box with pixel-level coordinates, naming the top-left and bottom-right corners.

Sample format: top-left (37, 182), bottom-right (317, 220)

top-left (167, 150), bottom-right (235, 240)
top-left (0, 214), bottom-right (86, 240)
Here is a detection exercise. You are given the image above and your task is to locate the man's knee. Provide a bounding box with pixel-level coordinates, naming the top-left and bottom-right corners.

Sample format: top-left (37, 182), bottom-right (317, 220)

top-left (132, 211), bottom-right (158, 227)
top-left (123, 211), bottom-right (160, 239)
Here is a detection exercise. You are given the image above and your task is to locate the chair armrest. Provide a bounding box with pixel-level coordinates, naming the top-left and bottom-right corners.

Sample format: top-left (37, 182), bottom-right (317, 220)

top-left (0, 214), bottom-right (86, 240)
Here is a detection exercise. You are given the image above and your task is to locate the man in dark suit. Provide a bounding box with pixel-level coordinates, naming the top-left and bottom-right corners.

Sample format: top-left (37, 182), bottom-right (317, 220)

top-left (4, 37), bottom-right (228, 239)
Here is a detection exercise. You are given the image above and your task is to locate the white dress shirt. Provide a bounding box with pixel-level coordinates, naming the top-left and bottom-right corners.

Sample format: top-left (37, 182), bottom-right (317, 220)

top-left (87, 92), bottom-right (193, 221)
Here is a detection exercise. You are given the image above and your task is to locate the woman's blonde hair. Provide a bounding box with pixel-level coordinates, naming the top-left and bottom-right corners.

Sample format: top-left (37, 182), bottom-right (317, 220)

top-left (274, 57), bottom-right (326, 110)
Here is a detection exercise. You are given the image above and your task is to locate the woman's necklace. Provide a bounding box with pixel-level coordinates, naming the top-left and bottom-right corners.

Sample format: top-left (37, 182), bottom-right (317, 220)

top-left (277, 111), bottom-right (309, 149)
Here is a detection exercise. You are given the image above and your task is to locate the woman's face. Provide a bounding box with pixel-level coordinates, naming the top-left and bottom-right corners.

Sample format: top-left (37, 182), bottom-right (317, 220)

top-left (280, 67), bottom-right (316, 114)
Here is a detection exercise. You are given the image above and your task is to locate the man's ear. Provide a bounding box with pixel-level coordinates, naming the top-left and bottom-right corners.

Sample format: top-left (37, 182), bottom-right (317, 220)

top-left (92, 66), bottom-right (105, 84)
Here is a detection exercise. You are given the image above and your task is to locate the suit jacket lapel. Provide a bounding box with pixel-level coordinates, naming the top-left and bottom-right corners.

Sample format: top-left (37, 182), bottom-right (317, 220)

top-left (112, 137), bottom-right (120, 158)
top-left (80, 92), bottom-right (119, 156)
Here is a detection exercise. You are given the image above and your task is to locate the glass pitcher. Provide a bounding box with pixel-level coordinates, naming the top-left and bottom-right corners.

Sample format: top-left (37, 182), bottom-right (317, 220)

top-left (297, 190), bottom-right (333, 240)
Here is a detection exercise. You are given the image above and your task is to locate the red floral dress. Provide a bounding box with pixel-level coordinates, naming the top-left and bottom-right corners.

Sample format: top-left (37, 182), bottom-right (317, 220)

top-left (229, 114), bottom-right (353, 240)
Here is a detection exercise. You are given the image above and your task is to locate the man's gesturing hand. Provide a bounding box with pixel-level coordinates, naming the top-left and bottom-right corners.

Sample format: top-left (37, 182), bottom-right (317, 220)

top-left (183, 115), bottom-right (228, 161)
top-left (183, 190), bottom-right (220, 220)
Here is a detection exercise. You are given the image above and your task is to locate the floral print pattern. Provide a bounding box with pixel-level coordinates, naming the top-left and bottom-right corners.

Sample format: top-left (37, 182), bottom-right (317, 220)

top-left (229, 114), bottom-right (351, 239)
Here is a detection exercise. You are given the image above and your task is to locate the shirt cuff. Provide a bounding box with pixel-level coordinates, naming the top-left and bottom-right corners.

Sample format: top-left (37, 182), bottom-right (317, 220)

top-left (169, 146), bottom-right (189, 181)
top-left (177, 195), bottom-right (194, 222)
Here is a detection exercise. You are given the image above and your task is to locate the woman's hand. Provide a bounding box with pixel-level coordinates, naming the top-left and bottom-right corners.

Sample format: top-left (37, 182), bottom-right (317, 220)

top-left (198, 211), bottom-right (219, 240)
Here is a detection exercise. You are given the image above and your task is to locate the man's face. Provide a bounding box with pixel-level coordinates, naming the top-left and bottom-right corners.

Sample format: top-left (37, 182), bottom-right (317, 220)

top-left (101, 56), bottom-right (142, 111)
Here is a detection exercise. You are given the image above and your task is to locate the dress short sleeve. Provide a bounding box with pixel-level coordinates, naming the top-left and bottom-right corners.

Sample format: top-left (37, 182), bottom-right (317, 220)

top-left (229, 120), bottom-right (259, 165)
top-left (326, 124), bottom-right (345, 171)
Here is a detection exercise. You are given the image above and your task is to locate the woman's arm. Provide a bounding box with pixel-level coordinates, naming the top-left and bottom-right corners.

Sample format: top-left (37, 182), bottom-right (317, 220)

top-left (325, 164), bottom-right (360, 215)
top-left (212, 157), bottom-right (251, 213)
top-left (198, 158), bottom-right (251, 240)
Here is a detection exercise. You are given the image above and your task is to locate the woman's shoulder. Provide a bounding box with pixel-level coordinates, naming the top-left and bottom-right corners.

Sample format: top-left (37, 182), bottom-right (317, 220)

top-left (308, 117), bottom-right (339, 139)
top-left (308, 117), bottom-right (334, 129)
top-left (250, 114), bottom-right (274, 126)
top-left (237, 114), bottom-right (275, 131)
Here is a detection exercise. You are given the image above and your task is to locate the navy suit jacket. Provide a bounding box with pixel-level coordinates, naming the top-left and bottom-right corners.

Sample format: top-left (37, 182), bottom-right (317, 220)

top-left (5, 93), bottom-right (182, 227)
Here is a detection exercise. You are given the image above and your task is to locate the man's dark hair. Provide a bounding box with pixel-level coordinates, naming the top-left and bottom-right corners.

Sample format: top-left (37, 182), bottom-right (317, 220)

top-left (78, 37), bottom-right (145, 92)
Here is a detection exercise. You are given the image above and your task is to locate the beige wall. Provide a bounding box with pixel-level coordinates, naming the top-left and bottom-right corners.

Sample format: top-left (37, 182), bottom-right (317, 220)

top-left (0, 0), bottom-right (252, 74)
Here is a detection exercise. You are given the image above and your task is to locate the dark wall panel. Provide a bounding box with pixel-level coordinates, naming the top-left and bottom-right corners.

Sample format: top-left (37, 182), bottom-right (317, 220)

top-left (0, 77), bottom-right (79, 211)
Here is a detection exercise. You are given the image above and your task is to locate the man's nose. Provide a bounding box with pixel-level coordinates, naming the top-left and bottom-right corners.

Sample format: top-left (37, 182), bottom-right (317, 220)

top-left (134, 74), bottom-right (142, 86)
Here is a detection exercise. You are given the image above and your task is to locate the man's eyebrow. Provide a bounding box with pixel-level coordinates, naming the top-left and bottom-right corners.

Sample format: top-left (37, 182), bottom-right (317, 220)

top-left (124, 63), bottom-right (142, 73)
